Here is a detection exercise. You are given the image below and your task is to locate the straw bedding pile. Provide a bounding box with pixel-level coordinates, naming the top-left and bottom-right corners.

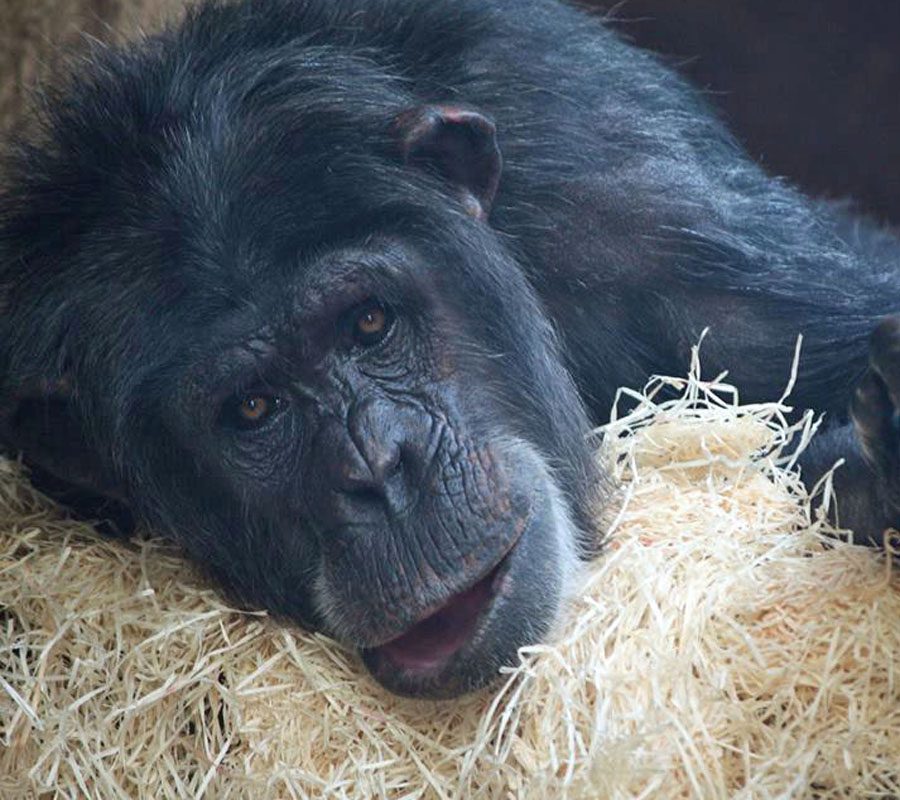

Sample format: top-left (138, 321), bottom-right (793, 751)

top-left (2, 347), bottom-right (899, 799)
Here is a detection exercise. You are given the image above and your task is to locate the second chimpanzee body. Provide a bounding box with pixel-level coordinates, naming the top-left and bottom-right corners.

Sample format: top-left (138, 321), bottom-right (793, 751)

top-left (1, 0), bottom-right (898, 698)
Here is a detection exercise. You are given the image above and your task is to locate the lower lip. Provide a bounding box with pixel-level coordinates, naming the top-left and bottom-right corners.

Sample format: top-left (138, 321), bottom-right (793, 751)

top-left (366, 550), bottom-right (515, 675)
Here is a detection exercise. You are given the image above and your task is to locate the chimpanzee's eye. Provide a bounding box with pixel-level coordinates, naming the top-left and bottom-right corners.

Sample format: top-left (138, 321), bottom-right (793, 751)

top-left (221, 393), bottom-right (283, 431)
top-left (352, 300), bottom-right (395, 347)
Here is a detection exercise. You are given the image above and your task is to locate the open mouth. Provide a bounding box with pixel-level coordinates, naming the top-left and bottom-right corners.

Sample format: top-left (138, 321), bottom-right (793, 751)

top-left (366, 551), bottom-right (513, 675)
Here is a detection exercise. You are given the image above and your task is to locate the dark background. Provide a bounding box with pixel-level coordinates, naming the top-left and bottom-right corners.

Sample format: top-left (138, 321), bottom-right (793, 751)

top-left (582, 0), bottom-right (900, 226)
top-left (1, 0), bottom-right (899, 225)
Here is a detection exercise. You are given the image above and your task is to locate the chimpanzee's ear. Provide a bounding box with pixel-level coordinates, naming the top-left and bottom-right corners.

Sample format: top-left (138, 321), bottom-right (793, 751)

top-left (394, 105), bottom-right (502, 220)
top-left (0, 377), bottom-right (122, 500)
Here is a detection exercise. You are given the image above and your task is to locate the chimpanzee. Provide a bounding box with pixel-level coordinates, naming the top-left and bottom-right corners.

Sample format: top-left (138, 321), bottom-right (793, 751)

top-left (1, 0), bottom-right (898, 699)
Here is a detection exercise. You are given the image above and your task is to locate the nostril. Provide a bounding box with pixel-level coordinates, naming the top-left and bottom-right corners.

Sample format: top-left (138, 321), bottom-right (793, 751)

top-left (344, 485), bottom-right (386, 507)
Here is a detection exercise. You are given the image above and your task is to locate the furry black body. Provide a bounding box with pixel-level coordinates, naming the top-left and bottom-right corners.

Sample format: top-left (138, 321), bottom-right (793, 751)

top-left (1, 0), bottom-right (897, 697)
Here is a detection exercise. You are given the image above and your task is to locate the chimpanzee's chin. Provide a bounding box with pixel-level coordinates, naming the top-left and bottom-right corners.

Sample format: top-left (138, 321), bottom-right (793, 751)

top-left (360, 490), bottom-right (573, 699)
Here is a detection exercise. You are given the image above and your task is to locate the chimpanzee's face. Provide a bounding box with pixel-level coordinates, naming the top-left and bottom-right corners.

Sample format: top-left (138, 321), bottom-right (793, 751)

top-left (144, 233), bottom-right (592, 697)
top-left (0, 40), bottom-right (602, 698)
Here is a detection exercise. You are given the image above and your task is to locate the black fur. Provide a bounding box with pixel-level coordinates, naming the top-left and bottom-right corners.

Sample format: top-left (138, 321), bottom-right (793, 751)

top-left (1, 0), bottom-right (898, 697)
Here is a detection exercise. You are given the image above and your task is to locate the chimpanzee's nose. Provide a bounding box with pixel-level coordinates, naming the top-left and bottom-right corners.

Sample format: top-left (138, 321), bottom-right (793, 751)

top-left (335, 399), bottom-right (413, 513)
top-left (342, 435), bottom-right (402, 498)
top-left (309, 398), bottom-right (435, 530)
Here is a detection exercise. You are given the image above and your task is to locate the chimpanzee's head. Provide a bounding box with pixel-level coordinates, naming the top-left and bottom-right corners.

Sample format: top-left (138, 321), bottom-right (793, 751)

top-left (0, 2), bottom-right (603, 697)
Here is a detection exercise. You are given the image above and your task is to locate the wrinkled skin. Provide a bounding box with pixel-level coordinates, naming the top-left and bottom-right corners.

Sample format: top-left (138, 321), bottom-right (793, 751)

top-left (1, 0), bottom-right (899, 698)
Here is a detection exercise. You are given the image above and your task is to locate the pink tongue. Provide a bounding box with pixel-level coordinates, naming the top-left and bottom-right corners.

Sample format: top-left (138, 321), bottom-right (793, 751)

top-left (378, 572), bottom-right (495, 671)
